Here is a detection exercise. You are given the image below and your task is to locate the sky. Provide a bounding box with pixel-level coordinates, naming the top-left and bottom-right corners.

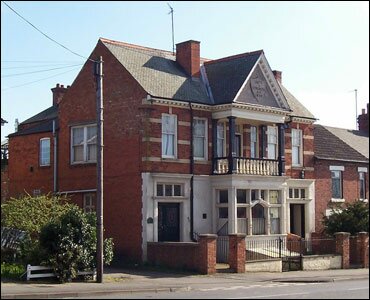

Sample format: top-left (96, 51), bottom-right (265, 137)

top-left (1, 1), bottom-right (369, 142)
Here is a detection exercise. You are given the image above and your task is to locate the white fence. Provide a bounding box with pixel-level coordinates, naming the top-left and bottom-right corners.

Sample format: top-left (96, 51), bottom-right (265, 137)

top-left (26, 264), bottom-right (96, 281)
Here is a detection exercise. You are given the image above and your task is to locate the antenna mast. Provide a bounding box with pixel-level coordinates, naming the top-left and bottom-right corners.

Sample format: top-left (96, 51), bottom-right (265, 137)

top-left (167, 3), bottom-right (175, 54)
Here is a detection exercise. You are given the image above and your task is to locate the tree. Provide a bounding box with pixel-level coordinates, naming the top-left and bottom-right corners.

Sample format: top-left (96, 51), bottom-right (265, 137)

top-left (39, 206), bottom-right (114, 283)
top-left (322, 200), bottom-right (369, 236)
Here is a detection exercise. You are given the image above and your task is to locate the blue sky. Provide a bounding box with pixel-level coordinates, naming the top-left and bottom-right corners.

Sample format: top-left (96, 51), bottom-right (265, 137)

top-left (1, 1), bottom-right (369, 141)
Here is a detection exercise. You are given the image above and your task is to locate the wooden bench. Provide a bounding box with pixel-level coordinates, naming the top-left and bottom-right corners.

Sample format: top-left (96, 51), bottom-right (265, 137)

top-left (26, 264), bottom-right (96, 281)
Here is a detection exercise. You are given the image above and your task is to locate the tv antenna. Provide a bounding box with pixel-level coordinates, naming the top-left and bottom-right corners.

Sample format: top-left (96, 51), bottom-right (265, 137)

top-left (167, 3), bottom-right (175, 54)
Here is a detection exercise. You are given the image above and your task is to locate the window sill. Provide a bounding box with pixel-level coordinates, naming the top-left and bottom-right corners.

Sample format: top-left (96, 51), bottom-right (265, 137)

top-left (359, 199), bottom-right (368, 203)
top-left (331, 198), bottom-right (345, 203)
top-left (70, 162), bottom-right (97, 167)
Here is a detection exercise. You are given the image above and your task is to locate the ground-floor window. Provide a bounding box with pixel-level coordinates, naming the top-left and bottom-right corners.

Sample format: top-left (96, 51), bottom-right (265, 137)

top-left (83, 193), bottom-right (95, 213)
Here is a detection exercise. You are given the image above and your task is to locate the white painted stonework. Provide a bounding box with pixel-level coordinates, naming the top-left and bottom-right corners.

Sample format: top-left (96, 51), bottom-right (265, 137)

top-left (302, 255), bottom-right (342, 270)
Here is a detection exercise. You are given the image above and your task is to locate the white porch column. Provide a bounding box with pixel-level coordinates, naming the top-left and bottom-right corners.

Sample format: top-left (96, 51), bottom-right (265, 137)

top-left (266, 206), bottom-right (271, 235)
top-left (247, 206), bottom-right (252, 236)
top-left (228, 187), bottom-right (237, 234)
top-left (281, 188), bottom-right (287, 234)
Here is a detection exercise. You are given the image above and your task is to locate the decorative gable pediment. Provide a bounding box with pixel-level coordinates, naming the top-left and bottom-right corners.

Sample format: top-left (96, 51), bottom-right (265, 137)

top-left (233, 54), bottom-right (290, 111)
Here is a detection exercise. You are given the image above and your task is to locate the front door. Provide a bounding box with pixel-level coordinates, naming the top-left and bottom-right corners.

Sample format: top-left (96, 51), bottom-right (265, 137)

top-left (158, 203), bottom-right (180, 242)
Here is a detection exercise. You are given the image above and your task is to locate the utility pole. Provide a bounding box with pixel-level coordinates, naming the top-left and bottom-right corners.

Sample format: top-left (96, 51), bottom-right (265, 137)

top-left (95, 56), bottom-right (104, 283)
top-left (354, 89), bottom-right (358, 130)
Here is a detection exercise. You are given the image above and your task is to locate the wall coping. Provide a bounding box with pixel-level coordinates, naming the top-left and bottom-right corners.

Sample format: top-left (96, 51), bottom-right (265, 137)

top-left (147, 242), bottom-right (198, 246)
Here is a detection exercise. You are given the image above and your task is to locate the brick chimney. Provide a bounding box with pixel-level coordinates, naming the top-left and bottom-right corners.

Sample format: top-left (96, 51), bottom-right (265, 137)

top-left (272, 70), bottom-right (282, 84)
top-left (51, 83), bottom-right (69, 106)
top-left (176, 40), bottom-right (200, 77)
top-left (358, 103), bottom-right (369, 134)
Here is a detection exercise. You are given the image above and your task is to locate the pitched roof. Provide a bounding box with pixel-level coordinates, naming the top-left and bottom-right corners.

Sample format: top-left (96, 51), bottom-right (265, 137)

top-left (203, 51), bottom-right (262, 104)
top-left (8, 119), bottom-right (56, 137)
top-left (21, 105), bottom-right (57, 125)
top-left (314, 124), bottom-right (369, 162)
top-left (100, 38), bottom-right (211, 104)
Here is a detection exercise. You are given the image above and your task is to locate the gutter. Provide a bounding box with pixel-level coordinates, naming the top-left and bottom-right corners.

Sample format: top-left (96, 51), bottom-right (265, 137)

top-left (188, 102), bottom-right (196, 242)
top-left (52, 120), bottom-right (58, 193)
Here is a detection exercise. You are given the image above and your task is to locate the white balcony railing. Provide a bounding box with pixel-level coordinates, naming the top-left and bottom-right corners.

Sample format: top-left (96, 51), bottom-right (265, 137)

top-left (214, 158), bottom-right (279, 176)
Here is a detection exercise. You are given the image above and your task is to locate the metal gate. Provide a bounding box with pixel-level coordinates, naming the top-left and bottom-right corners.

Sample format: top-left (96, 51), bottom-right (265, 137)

top-left (216, 236), bottom-right (229, 263)
top-left (282, 238), bottom-right (304, 272)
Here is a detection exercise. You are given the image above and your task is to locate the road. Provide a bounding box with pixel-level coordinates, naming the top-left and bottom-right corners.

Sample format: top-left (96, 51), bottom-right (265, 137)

top-left (77, 278), bottom-right (369, 299)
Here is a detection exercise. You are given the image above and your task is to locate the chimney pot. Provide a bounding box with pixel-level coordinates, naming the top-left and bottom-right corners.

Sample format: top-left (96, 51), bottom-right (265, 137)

top-left (51, 84), bottom-right (68, 106)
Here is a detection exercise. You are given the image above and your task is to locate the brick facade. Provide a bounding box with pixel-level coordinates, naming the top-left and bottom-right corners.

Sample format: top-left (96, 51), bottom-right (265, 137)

top-left (314, 160), bottom-right (369, 234)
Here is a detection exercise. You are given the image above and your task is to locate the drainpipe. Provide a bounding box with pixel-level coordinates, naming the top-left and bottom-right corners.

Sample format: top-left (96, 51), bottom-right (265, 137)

top-left (52, 120), bottom-right (58, 193)
top-left (189, 102), bottom-right (196, 242)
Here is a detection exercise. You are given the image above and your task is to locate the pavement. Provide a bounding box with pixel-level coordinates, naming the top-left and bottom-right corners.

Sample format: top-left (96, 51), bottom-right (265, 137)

top-left (1, 266), bottom-right (369, 299)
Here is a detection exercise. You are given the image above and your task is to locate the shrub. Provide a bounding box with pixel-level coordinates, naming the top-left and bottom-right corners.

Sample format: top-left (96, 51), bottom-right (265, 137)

top-left (322, 200), bottom-right (369, 236)
top-left (1, 193), bottom-right (76, 238)
top-left (1, 262), bottom-right (26, 280)
top-left (39, 206), bottom-right (114, 283)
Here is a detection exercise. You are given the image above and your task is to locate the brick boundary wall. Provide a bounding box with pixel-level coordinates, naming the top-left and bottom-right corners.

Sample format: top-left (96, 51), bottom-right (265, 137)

top-left (335, 232), bottom-right (350, 269)
top-left (229, 234), bottom-right (246, 273)
top-left (357, 232), bottom-right (369, 268)
top-left (147, 234), bottom-right (217, 274)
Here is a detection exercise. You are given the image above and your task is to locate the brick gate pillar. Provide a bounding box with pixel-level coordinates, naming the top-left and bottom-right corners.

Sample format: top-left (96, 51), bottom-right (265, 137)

top-left (198, 234), bottom-right (217, 275)
top-left (228, 234), bottom-right (246, 273)
top-left (335, 232), bottom-right (350, 269)
top-left (357, 232), bottom-right (369, 268)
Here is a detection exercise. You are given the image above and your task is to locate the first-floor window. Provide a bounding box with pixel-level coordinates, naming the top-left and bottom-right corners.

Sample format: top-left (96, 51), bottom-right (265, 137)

top-left (193, 118), bottom-right (207, 160)
top-left (331, 170), bottom-right (342, 199)
top-left (250, 126), bottom-right (258, 158)
top-left (267, 126), bottom-right (277, 159)
top-left (40, 138), bottom-right (50, 166)
top-left (71, 125), bottom-right (97, 163)
top-left (359, 172), bottom-right (366, 199)
top-left (83, 193), bottom-right (95, 213)
top-left (162, 114), bottom-right (177, 158)
top-left (292, 129), bottom-right (302, 166)
top-left (217, 122), bottom-right (225, 157)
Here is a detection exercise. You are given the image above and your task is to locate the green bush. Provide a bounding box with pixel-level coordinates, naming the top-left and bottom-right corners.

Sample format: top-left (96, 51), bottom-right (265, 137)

top-left (322, 200), bottom-right (369, 236)
top-left (1, 263), bottom-right (26, 280)
top-left (39, 206), bottom-right (114, 283)
top-left (1, 193), bottom-right (76, 238)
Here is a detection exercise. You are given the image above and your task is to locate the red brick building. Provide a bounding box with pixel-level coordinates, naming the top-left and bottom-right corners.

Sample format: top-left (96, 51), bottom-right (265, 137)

top-left (8, 38), bottom-right (322, 264)
top-left (313, 123), bottom-right (369, 234)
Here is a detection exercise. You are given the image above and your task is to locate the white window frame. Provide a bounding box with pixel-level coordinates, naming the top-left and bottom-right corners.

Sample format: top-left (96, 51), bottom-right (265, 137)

top-left (217, 122), bottom-right (225, 157)
top-left (156, 183), bottom-right (184, 198)
top-left (39, 137), bottom-right (51, 166)
top-left (193, 117), bottom-right (208, 160)
top-left (161, 114), bottom-right (177, 159)
top-left (70, 124), bottom-right (97, 164)
top-left (250, 126), bottom-right (258, 158)
top-left (83, 193), bottom-right (95, 213)
top-left (291, 128), bottom-right (303, 166)
top-left (267, 126), bottom-right (278, 160)
top-left (331, 170), bottom-right (344, 202)
top-left (359, 172), bottom-right (367, 200)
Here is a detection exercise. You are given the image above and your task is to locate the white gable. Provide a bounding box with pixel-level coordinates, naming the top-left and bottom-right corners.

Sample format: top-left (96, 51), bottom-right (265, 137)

top-left (233, 54), bottom-right (290, 111)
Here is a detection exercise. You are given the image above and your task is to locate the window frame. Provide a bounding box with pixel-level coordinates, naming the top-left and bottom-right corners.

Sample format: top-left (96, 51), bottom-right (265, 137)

top-left (216, 122), bottom-right (225, 158)
top-left (291, 128), bottom-right (303, 167)
top-left (83, 193), bottom-right (95, 213)
top-left (39, 137), bottom-right (51, 166)
top-left (359, 172), bottom-right (366, 200)
top-left (193, 117), bottom-right (208, 160)
top-left (331, 170), bottom-right (343, 200)
top-left (161, 114), bottom-right (177, 159)
top-left (156, 183), bottom-right (184, 198)
top-left (267, 126), bottom-right (278, 160)
top-left (70, 124), bottom-right (97, 164)
top-left (250, 126), bottom-right (258, 158)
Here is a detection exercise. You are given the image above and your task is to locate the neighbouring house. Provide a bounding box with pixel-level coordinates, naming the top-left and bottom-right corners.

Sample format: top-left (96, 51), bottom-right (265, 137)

top-left (313, 117), bottom-right (369, 234)
top-left (8, 38), bottom-right (319, 264)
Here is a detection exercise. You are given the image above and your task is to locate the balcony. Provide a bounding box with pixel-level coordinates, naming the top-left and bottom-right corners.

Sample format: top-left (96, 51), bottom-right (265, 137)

top-left (213, 157), bottom-right (280, 176)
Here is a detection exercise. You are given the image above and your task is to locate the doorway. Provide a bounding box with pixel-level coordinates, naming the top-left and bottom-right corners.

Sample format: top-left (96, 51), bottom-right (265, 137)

top-left (290, 204), bottom-right (305, 238)
top-left (158, 203), bottom-right (180, 242)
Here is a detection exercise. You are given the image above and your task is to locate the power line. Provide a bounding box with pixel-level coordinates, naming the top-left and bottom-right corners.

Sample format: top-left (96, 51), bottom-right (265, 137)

top-left (1, 66), bottom-right (81, 91)
top-left (2, 63), bottom-right (82, 69)
top-left (1, 1), bottom-right (96, 63)
top-left (2, 60), bottom-right (82, 63)
top-left (2, 63), bottom-right (83, 78)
